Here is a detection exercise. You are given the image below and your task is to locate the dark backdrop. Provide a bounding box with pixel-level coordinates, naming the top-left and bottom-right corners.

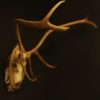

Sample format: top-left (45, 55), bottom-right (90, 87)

top-left (0, 0), bottom-right (100, 100)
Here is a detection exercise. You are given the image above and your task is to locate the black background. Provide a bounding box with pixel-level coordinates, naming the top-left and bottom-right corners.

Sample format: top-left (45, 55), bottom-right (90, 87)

top-left (0, 0), bottom-right (100, 100)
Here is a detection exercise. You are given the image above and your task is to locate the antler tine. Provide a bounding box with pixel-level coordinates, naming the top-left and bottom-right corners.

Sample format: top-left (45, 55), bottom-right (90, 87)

top-left (83, 18), bottom-right (97, 28)
top-left (35, 51), bottom-right (55, 69)
top-left (14, 0), bottom-right (69, 31)
top-left (43, 0), bottom-right (65, 21)
top-left (27, 56), bottom-right (37, 78)
top-left (20, 56), bottom-right (37, 82)
top-left (62, 17), bottom-right (97, 28)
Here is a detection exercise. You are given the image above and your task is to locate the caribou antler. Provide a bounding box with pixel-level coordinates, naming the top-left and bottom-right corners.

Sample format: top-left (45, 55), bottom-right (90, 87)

top-left (5, 0), bottom-right (97, 92)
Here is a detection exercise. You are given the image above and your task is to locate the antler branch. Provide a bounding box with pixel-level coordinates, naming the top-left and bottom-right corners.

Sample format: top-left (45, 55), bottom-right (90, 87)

top-left (5, 0), bottom-right (97, 92)
top-left (14, 0), bottom-right (68, 31)
top-left (26, 18), bottom-right (96, 57)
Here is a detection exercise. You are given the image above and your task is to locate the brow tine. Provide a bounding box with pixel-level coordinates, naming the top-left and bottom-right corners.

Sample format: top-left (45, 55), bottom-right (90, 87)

top-left (44, 0), bottom-right (65, 20)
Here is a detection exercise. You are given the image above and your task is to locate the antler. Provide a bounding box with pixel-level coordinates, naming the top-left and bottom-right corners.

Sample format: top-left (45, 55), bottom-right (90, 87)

top-left (14, 0), bottom-right (69, 31)
top-left (26, 17), bottom-right (97, 56)
top-left (5, 0), bottom-right (97, 92)
top-left (24, 16), bottom-right (96, 69)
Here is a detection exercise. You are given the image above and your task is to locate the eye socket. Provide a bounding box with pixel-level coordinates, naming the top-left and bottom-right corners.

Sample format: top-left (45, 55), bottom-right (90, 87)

top-left (12, 62), bottom-right (17, 68)
top-left (11, 62), bottom-right (18, 73)
top-left (18, 52), bottom-right (24, 61)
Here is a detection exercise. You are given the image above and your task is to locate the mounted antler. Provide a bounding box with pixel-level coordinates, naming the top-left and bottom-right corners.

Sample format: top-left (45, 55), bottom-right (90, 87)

top-left (5, 0), bottom-right (97, 92)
